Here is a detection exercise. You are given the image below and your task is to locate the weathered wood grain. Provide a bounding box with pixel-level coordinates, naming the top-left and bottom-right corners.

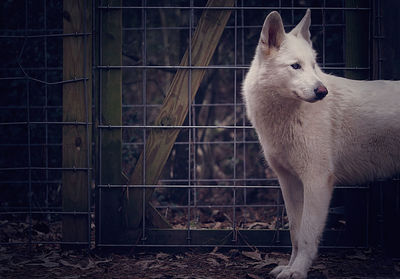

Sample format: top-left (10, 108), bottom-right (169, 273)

top-left (125, 0), bottom-right (235, 229)
top-left (62, 0), bottom-right (92, 244)
top-left (98, 0), bottom-right (123, 242)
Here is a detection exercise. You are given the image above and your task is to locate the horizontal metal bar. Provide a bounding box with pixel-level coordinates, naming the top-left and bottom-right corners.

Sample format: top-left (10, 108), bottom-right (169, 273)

top-left (98, 184), bottom-right (281, 189)
top-left (98, 6), bottom-right (370, 11)
top-left (97, 184), bottom-right (368, 189)
top-left (153, 204), bottom-right (284, 209)
top-left (0, 105), bottom-right (63, 109)
top-left (0, 76), bottom-right (88, 85)
top-left (0, 211), bottom-right (89, 215)
top-left (0, 206), bottom-right (94, 211)
top-left (0, 67), bottom-right (62, 71)
top-left (0, 28), bottom-right (62, 33)
top-left (96, 243), bottom-right (364, 249)
top-left (323, 66), bottom-right (370, 70)
top-left (0, 180), bottom-right (61, 184)
top-left (122, 103), bottom-right (245, 108)
top-left (0, 143), bottom-right (62, 147)
top-left (98, 65), bottom-right (369, 71)
top-left (0, 206), bottom-right (62, 211)
top-left (98, 124), bottom-right (252, 129)
top-left (0, 241), bottom-right (90, 245)
top-left (158, 178), bottom-right (278, 183)
top-left (0, 32), bottom-right (92, 39)
top-left (0, 121), bottom-right (91, 126)
top-left (123, 140), bottom-right (260, 145)
top-left (98, 65), bottom-right (249, 70)
top-left (122, 23), bottom-right (347, 31)
top-left (0, 167), bottom-right (92, 171)
top-left (96, 243), bottom-right (293, 248)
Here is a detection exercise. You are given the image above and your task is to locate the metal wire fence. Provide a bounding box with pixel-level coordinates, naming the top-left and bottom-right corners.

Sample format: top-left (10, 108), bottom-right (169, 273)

top-left (0, 0), bottom-right (93, 247)
top-left (0, 0), bottom-right (386, 249)
top-left (96, 0), bottom-right (372, 248)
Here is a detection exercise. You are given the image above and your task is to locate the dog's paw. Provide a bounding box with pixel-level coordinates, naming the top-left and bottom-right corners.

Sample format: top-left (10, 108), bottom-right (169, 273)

top-left (275, 268), bottom-right (306, 279)
top-left (269, 265), bottom-right (289, 277)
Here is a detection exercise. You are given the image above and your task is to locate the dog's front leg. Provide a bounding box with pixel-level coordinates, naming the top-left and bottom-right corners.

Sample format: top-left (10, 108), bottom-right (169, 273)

top-left (269, 171), bottom-right (303, 277)
top-left (277, 173), bottom-right (334, 279)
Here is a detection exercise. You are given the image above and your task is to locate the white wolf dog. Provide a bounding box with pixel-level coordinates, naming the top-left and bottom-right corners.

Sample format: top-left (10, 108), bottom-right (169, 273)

top-left (242, 9), bottom-right (400, 279)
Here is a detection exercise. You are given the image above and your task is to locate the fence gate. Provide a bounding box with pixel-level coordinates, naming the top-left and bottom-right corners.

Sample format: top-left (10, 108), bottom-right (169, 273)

top-left (1, 0), bottom-right (400, 253)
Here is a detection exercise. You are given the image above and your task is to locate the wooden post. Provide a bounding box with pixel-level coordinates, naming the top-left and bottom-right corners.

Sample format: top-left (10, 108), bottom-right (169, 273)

top-left (97, 0), bottom-right (123, 243)
top-left (125, 0), bottom-right (235, 229)
top-left (345, 0), bottom-right (369, 80)
top-left (371, 0), bottom-right (400, 256)
top-left (62, 0), bottom-right (92, 244)
top-left (373, 0), bottom-right (400, 80)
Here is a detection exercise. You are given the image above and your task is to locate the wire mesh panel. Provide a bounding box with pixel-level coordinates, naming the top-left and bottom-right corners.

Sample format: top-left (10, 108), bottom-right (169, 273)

top-left (0, 0), bottom-right (381, 250)
top-left (96, 0), bottom-right (372, 247)
top-left (0, 0), bottom-right (93, 247)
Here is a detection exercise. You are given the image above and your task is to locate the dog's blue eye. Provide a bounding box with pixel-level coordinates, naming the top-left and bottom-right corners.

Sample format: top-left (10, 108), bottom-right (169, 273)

top-left (291, 63), bottom-right (301, 70)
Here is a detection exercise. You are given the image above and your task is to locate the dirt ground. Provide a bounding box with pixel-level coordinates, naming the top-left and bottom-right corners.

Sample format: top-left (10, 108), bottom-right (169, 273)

top-left (1, 245), bottom-right (400, 279)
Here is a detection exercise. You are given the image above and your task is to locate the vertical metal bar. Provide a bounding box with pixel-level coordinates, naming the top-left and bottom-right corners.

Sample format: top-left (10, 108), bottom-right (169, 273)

top-left (377, 0), bottom-right (382, 78)
top-left (241, 0), bottom-right (246, 210)
top-left (92, 0), bottom-right (97, 242)
top-left (98, 0), bottom-right (103, 244)
top-left (192, 4), bottom-right (198, 225)
top-left (322, 0), bottom-right (326, 68)
top-left (83, 0), bottom-right (91, 249)
top-left (43, 0), bottom-right (49, 223)
top-left (291, 0), bottom-right (294, 26)
top-left (366, 0), bottom-right (372, 246)
top-left (186, 0), bottom-right (194, 243)
top-left (27, 78), bottom-right (32, 250)
top-left (376, 0), bottom-right (383, 248)
top-left (378, 181), bottom-right (384, 248)
top-left (342, 0), bottom-right (345, 67)
top-left (368, 0), bottom-right (372, 79)
top-left (141, 0), bottom-right (147, 243)
top-left (232, 0), bottom-right (237, 241)
top-left (25, 0), bottom-right (33, 251)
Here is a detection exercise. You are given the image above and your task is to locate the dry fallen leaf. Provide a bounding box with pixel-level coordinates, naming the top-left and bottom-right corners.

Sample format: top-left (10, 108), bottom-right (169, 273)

top-left (242, 251), bottom-right (263, 262)
top-left (26, 261), bottom-right (59, 268)
top-left (59, 259), bottom-right (95, 270)
top-left (156, 252), bottom-right (169, 260)
top-left (313, 263), bottom-right (326, 270)
top-left (210, 252), bottom-right (229, 262)
top-left (246, 273), bottom-right (263, 279)
top-left (133, 259), bottom-right (156, 270)
top-left (206, 258), bottom-right (220, 266)
top-left (248, 222), bottom-right (270, 229)
top-left (346, 251), bottom-right (368, 261)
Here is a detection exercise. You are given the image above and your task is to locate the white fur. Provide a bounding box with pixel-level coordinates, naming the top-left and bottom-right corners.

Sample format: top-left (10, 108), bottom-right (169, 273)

top-left (242, 9), bottom-right (400, 279)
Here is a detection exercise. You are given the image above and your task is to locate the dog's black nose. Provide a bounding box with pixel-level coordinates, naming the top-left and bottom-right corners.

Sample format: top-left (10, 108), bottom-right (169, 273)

top-left (314, 85), bottom-right (328, 100)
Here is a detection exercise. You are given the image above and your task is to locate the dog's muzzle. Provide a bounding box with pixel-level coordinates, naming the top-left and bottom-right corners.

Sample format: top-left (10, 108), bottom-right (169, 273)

top-left (314, 85), bottom-right (328, 100)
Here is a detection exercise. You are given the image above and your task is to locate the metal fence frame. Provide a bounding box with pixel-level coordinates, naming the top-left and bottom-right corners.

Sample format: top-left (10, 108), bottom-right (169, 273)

top-left (2, 0), bottom-right (396, 250)
top-left (95, 0), bottom-right (372, 248)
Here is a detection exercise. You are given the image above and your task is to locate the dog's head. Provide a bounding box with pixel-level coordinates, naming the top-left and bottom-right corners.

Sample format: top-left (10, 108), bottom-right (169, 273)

top-left (257, 9), bottom-right (328, 103)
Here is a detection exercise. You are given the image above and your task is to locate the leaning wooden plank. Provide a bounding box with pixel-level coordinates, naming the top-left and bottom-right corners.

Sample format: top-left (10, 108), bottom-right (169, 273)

top-left (97, 0), bottom-right (123, 243)
top-left (62, 0), bottom-right (92, 244)
top-left (121, 172), bottom-right (170, 229)
top-left (125, 0), bottom-right (235, 229)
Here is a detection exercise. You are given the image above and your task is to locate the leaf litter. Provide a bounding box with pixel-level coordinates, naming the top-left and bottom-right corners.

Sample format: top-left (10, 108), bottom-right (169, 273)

top-left (0, 244), bottom-right (399, 279)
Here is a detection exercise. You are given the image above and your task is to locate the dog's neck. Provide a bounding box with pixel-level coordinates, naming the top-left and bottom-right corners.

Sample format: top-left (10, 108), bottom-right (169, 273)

top-left (251, 87), bottom-right (305, 134)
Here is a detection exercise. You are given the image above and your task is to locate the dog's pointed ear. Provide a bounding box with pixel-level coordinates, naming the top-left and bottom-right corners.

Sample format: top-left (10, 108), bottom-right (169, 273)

top-left (260, 11), bottom-right (285, 52)
top-left (290, 9), bottom-right (311, 44)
